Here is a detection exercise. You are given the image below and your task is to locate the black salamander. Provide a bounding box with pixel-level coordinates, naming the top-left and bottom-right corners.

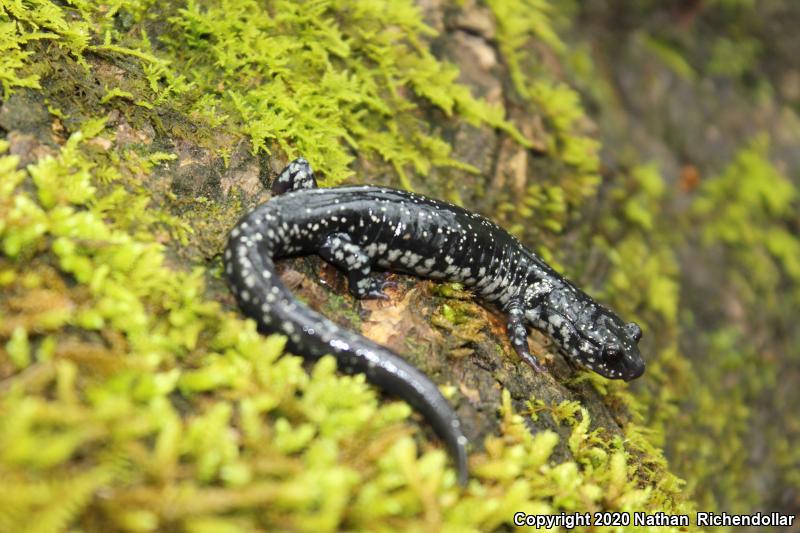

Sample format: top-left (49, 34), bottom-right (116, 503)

top-left (224, 158), bottom-right (645, 485)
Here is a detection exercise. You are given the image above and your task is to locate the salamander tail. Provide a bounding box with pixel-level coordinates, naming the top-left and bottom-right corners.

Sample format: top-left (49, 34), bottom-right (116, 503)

top-left (224, 207), bottom-right (470, 486)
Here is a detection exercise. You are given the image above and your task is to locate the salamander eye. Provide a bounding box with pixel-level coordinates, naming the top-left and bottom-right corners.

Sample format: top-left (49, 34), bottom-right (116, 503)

top-left (625, 322), bottom-right (642, 342)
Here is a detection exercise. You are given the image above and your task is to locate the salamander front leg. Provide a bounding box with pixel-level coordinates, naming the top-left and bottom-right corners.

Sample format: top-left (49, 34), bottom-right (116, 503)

top-left (271, 158), bottom-right (318, 195)
top-left (320, 233), bottom-right (396, 300)
top-left (507, 304), bottom-right (545, 372)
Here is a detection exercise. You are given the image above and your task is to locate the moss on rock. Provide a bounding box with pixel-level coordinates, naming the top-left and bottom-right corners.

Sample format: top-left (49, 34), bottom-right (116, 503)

top-left (5, 0), bottom-right (796, 531)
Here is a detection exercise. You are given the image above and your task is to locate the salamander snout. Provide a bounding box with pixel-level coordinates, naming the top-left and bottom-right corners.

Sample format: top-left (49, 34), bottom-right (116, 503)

top-left (569, 316), bottom-right (646, 381)
top-left (621, 321), bottom-right (645, 380)
top-left (621, 353), bottom-right (646, 381)
top-left (602, 320), bottom-right (645, 381)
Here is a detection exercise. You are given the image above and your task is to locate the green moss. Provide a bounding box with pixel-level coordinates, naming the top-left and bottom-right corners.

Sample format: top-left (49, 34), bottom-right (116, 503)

top-left (163, 0), bottom-right (528, 188)
top-left (639, 34), bottom-right (697, 82)
top-left (487, 1), bottom-right (600, 248)
top-left (487, 0), bottom-right (565, 97)
top-left (1, 124), bottom-right (418, 530)
top-left (587, 125), bottom-right (800, 517)
top-left (0, 0), bottom-right (91, 89)
top-left (694, 135), bottom-right (800, 291)
top-left (706, 36), bottom-right (762, 78)
top-left (0, 0), bottom-right (719, 530)
top-left (430, 299), bottom-right (489, 360)
top-left (675, 136), bottom-right (800, 512)
top-left (319, 290), bottom-right (362, 332)
top-left (0, 19), bottom-right (45, 97)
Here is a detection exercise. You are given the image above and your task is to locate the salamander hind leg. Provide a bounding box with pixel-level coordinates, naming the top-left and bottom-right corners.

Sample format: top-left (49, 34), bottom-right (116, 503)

top-left (507, 304), bottom-right (545, 372)
top-left (271, 157), bottom-right (318, 195)
top-left (320, 233), bottom-right (396, 300)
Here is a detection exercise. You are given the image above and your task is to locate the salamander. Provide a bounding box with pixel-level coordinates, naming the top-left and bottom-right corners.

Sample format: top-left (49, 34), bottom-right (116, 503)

top-left (224, 158), bottom-right (645, 486)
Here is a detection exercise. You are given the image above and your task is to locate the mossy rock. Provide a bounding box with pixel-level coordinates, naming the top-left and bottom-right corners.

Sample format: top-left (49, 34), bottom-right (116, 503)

top-left (4, 0), bottom-right (799, 531)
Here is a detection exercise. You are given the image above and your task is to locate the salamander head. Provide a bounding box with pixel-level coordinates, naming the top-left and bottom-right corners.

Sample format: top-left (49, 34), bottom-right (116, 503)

top-left (578, 312), bottom-right (645, 381)
top-left (524, 287), bottom-right (645, 380)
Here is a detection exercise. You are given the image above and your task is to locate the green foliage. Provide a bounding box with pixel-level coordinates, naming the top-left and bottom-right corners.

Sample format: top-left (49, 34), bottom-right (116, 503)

top-left (486, 0), bottom-right (565, 98)
top-left (639, 34), bottom-right (697, 81)
top-left (587, 160), bottom-right (693, 488)
top-left (682, 135), bottom-right (800, 511)
top-left (0, 0), bottom-right (724, 529)
top-left (669, 328), bottom-right (773, 511)
top-left (488, 0), bottom-right (600, 240)
top-left (0, 119), bottom-right (701, 529)
top-left (0, 90), bottom-right (700, 533)
top-left (594, 161), bottom-right (680, 328)
top-left (528, 81), bottom-right (601, 197)
top-left (90, 29), bottom-right (193, 108)
top-left (694, 135), bottom-right (800, 291)
top-left (0, 0), bottom-right (91, 70)
top-left (706, 36), bottom-right (762, 78)
top-left (592, 131), bottom-right (799, 516)
top-left (549, 399), bottom-right (582, 426)
top-left (165, 0), bottom-right (527, 187)
top-left (0, 119), bottom-right (411, 530)
top-left (0, 19), bottom-right (46, 97)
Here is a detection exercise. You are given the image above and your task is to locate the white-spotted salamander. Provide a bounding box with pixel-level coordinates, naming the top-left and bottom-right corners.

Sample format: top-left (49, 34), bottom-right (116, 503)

top-left (224, 158), bottom-right (645, 485)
